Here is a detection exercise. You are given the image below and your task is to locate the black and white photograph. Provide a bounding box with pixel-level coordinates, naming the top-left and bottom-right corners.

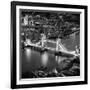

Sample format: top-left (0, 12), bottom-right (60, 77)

top-left (11, 1), bottom-right (87, 89)
top-left (20, 9), bottom-right (80, 78)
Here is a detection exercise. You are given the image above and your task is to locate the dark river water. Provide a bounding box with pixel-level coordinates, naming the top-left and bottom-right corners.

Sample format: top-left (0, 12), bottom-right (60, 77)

top-left (21, 48), bottom-right (57, 77)
top-left (21, 34), bottom-right (79, 78)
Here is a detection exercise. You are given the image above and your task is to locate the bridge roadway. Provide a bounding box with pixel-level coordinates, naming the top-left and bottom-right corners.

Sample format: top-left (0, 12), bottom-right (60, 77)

top-left (24, 39), bottom-right (77, 57)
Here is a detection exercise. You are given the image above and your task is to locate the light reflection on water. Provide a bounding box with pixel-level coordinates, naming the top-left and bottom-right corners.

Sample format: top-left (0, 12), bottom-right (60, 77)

top-left (41, 52), bottom-right (48, 66)
top-left (25, 48), bottom-right (50, 66)
top-left (25, 48), bottom-right (31, 61)
top-left (21, 48), bottom-right (57, 74)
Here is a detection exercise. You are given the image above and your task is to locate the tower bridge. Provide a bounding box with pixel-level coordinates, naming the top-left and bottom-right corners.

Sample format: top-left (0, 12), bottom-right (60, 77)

top-left (24, 38), bottom-right (78, 57)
